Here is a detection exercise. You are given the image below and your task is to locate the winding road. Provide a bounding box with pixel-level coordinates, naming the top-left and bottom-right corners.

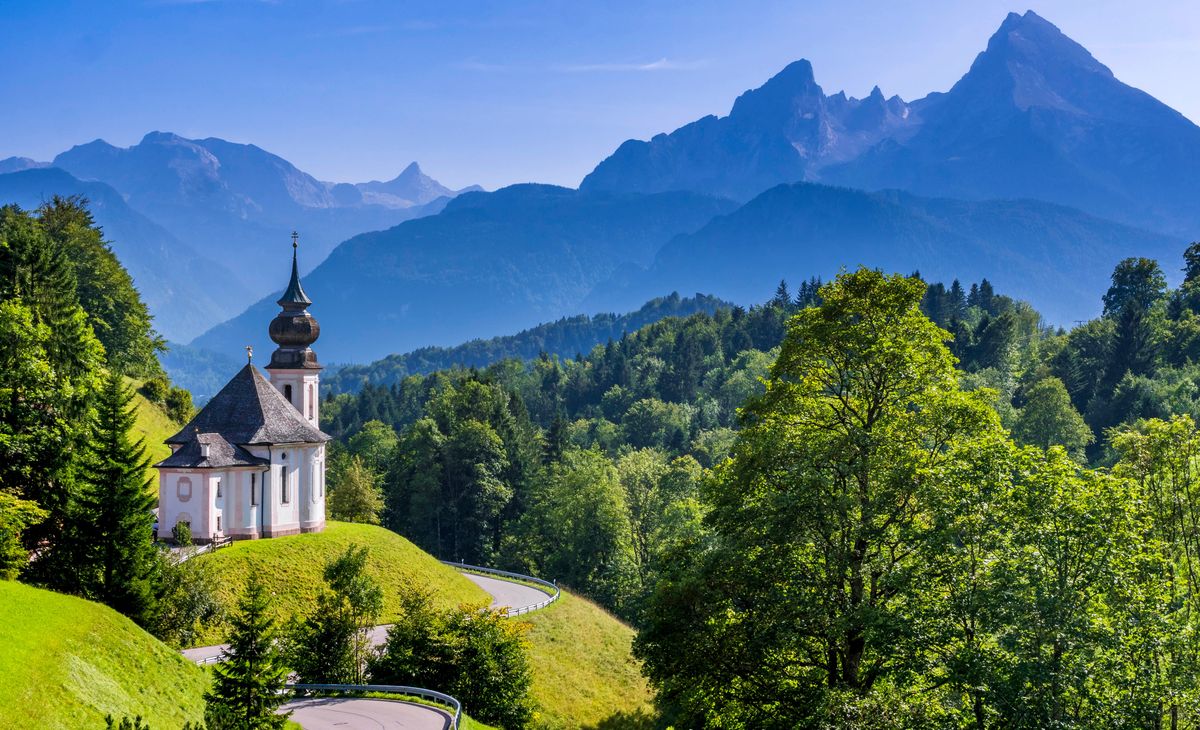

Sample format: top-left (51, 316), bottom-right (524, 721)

top-left (185, 568), bottom-right (555, 728)
top-left (280, 696), bottom-right (453, 729)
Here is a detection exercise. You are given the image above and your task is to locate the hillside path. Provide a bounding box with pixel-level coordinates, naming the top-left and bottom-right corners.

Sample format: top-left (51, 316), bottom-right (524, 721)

top-left (183, 569), bottom-right (555, 664)
top-left (280, 696), bottom-right (452, 729)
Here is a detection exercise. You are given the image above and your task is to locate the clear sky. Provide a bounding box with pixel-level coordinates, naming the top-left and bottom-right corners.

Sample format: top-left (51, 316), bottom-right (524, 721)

top-left (2, 1), bottom-right (1198, 190)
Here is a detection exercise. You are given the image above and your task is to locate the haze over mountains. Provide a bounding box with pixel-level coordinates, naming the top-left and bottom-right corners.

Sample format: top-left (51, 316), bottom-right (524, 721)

top-left (0, 134), bottom-right (473, 340)
top-left (2, 9), bottom-right (1197, 385)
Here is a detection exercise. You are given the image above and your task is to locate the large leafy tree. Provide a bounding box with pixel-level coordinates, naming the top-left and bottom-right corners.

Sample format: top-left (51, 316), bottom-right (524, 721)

top-left (637, 269), bottom-right (1005, 726)
top-left (206, 577), bottom-right (290, 730)
top-left (289, 545), bottom-right (382, 684)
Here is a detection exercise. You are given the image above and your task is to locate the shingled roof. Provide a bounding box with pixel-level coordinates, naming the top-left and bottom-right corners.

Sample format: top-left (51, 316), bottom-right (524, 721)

top-left (165, 364), bottom-right (330, 446)
top-left (154, 432), bottom-right (271, 469)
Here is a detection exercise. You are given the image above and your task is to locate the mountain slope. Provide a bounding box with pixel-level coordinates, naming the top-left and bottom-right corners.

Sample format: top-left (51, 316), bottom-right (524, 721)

top-left (353, 161), bottom-right (478, 208)
top-left (582, 11), bottom-right (1200, 238)
top-left (191, 185), bottom-right (736, 364)
top-left (585, 182), bottom-right (1182, 325)
top-left (52, 132), bottom-right (461, 296)
top-left (323, 292), bottom-right (730, 395)
top-left (824, 11), bottom-right (1200, 237)
top-left (0, 167), bottom-right (249, 340)
top-left (0, 581), bottom-right (207, 728)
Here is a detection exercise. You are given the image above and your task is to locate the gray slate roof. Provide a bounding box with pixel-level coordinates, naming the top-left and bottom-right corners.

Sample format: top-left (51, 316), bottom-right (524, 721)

top-left (165, 364), bottom-right (330, 447)
top-left (154, 432), bottom-right (270, 469)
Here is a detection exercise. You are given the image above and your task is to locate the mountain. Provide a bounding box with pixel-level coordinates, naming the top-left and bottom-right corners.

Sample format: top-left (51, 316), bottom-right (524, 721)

top-left (0, 157), bottom-right (48, 174)
top-left (582, 60), bottom-right (913, 201)
top-left (0, 167), bottom-right (248, 340)
top-left (322, 292), bottom-right (731, 395)
top-left (584, 182), bottom-right (1182, 326)
top-left (51, 132), bottom-right (465, 295)
top-left (350, 161), bottom-right (480, 208)
top-left (190, 184), bottom-right (736, 364)
top-left (582, 11), bottom-right (1200, 238)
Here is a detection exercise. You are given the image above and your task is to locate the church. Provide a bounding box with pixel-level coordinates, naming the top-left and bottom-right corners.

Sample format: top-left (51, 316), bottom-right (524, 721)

top-left (155, 238), bottom-right (329, 543)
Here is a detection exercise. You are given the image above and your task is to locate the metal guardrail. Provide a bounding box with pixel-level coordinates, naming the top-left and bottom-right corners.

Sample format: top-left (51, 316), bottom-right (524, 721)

top-left (287, 683), bottom-right (461, 729)
top-left (441, 560), bottom-right (561, 616)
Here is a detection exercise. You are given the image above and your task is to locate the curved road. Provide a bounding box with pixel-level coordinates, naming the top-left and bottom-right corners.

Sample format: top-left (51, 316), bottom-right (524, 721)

top-left (281, 697), bottom-right (452, 729)
top-left (185, 572), bottom-right (553, 664)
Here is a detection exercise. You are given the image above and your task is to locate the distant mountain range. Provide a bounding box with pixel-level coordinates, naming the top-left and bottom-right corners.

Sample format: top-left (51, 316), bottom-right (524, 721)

top-left (190, 184), bottom-right (735, 364)
top-left (0, 134), bottom-right (474, 340)
top-left (0, 167), bottom-right (247, 339)
top-left (584, 182), bottom-right (1181, 325)
top-left (582, 11), bottom-right (1200, 239)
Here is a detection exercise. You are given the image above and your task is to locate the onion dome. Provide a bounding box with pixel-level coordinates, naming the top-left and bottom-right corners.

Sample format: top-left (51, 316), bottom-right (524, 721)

top-left (267, 234), bottom-right (321, 370)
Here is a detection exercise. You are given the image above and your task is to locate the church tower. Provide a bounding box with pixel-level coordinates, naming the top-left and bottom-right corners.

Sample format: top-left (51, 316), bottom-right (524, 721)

top-left (266, 233), bottom-right (321, 425)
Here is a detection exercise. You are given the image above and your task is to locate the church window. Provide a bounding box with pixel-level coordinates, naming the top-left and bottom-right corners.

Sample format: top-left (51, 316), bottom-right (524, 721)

top-left (251, 473), bottom-right (258, 505)
top-left (216, 516), bottom-right (222, 533)
top-left (282, 466), bottom-right (290, 503)
top-left (284, 384), bottom-right (293, 403)
top-left (308, 384), bottom-right (314, 419)
top-left (216, 479), bottom-right (222, 498)
top-left (177, 477), bottom-right (192, 502)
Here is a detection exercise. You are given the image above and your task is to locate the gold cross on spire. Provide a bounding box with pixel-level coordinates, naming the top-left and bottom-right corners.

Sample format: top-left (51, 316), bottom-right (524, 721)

top-left (291, 230), bottom-right (299, 249)
top-left (245, 345), bottom-right (253, 363)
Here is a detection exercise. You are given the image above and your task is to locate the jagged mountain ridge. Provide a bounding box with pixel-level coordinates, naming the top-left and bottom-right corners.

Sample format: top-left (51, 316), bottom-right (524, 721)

top-left (582, 11), bottom-right (1200, 237)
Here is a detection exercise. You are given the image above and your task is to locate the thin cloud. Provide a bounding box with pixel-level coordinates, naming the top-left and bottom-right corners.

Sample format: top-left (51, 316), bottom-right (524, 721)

top-left (558, 58), bottom-right (709, 73)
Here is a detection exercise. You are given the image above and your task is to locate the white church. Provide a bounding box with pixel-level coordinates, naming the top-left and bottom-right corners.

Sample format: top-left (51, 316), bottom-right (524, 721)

top-left (155, 239), bottom-right (329, 542)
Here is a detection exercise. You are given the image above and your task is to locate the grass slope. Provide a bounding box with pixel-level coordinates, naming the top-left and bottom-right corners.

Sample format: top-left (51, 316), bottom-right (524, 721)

top-left (193, 521), bottom-right (489, 645)
top-left (127, 378), bottom-right (181, 487)
top-left (0, 581), bottom-right (207, 728)
top-left (523, 590), bottom-right (654, 729)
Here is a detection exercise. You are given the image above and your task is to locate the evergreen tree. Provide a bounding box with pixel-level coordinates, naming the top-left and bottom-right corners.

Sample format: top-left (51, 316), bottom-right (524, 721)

top-left (71, 371), bottom-right (157, 622)
top-left (206, 576), bottom-right (290, 730)
top-left (771, 279), bottom-right (790, 308)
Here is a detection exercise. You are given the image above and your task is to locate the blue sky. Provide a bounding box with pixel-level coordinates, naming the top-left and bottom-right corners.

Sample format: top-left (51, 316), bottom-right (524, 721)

top-left (2, 1), bottom-right (1198, 189)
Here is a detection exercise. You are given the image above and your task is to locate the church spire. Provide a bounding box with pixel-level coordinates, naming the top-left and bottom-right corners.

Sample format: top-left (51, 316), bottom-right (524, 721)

top-left (267, 232), bottom-right (321, 371)
top-left (277, 231), bottom-right (312, 308)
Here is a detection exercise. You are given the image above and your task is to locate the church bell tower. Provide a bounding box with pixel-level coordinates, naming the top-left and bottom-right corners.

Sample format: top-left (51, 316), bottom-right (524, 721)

top-left (266, 232), bottom-right (322, 425)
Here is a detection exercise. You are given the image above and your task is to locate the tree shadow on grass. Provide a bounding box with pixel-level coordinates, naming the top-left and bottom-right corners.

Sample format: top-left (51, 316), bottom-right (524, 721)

top-left (581, 709), bottom-right (659, 730)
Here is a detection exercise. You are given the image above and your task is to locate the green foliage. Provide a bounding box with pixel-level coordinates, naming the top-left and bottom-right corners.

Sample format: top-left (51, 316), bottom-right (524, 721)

top-left (172, 520), bottom-right (193, 547)
top-left (0, 491), bottom-right (45, 580)
top-left (1013, 376), bottom-right (1093, 459)
top-left (369, 584), bottom-right (535, 729)
top-left (105, 715), bottom-right (150, 730)
top-left (287, 544), bottom-right (383, 684)
top-left (510, 449), bottom-right (637, 613)
top-left (67, 372), bottom-right (158, 624)
top-left (206, 576), bottom-right (290, 730)
top-left (149, 551), bottom-right (223, 648)
top-left (327, 455), bottom-right (384, 524)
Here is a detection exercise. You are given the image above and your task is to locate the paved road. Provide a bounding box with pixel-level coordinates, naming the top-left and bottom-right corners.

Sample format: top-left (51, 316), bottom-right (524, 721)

top-left (185, 571), bottom-right (554, 663)
top-left (281, 697), bottom-right (452, 729)
top-left (463, 572), bottom-right (553, 612)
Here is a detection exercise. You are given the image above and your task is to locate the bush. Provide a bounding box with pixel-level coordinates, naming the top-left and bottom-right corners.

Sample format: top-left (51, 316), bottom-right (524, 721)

top-left (139, 377), bottom-right (169, 404)
top-left (172, 521), bottom-right (192, 547)
top-left (369, 584), bottom-right (535, 729)
top-left (165, 387), bottom-right (194, 423)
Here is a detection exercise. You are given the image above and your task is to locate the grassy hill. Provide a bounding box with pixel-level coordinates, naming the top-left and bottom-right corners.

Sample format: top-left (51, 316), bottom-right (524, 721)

top-left (0, 580), bottom-right (207, 728)
top-left (523, 591), bottom-right (654, 729)
top-left (193, 521), bottom-right (489, 645)
top-left (127, 378), bottom-right (181, 487)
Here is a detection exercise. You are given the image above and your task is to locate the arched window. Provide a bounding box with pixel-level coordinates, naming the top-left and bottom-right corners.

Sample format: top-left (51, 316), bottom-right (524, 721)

top-left (284, 384), bottom-right (293, 404)
top-left (307, 384), bottom-right (314, 419)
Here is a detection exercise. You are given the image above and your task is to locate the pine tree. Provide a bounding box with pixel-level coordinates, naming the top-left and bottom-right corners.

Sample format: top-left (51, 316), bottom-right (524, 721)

top-left (772, 279), bottom-right (791, 309)
top-left (71, 371), bottom-right (157, 622)
top-left (207, 576), bottom-right (290, 729)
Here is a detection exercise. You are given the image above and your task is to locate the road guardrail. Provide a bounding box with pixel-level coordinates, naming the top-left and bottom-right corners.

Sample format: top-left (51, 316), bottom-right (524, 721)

top-left (287, 683), bottom-right (461, 729)
top-left (441, 560), bottom-right (560, 615)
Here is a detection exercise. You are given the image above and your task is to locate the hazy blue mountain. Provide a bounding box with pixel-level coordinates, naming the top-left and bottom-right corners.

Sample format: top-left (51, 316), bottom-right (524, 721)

top-left (51, 132), bottom-right (464, 294)
top-left (322, 292), bottom-right (731, 395)
top-left (582, 11), bottom-right (1200, 237)
top-left (0, 157), bottom-right (49, 174)
top-left (190, 184), bottom-right (736, 364)
top-left (584, 182), bottom-right (1182, 326)
top-left (0, 167), bottom-right (249, 340)
top-left (352, 161), bottom-right (481, 208)
top-left (582, 60), bottom-right (912, 201)
top-left (157, 341), bottom-right (242, 403)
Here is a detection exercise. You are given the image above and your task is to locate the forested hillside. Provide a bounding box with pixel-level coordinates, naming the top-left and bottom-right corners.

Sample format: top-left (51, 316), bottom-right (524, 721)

top-left (324, 292), bottom-right (730, 395)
